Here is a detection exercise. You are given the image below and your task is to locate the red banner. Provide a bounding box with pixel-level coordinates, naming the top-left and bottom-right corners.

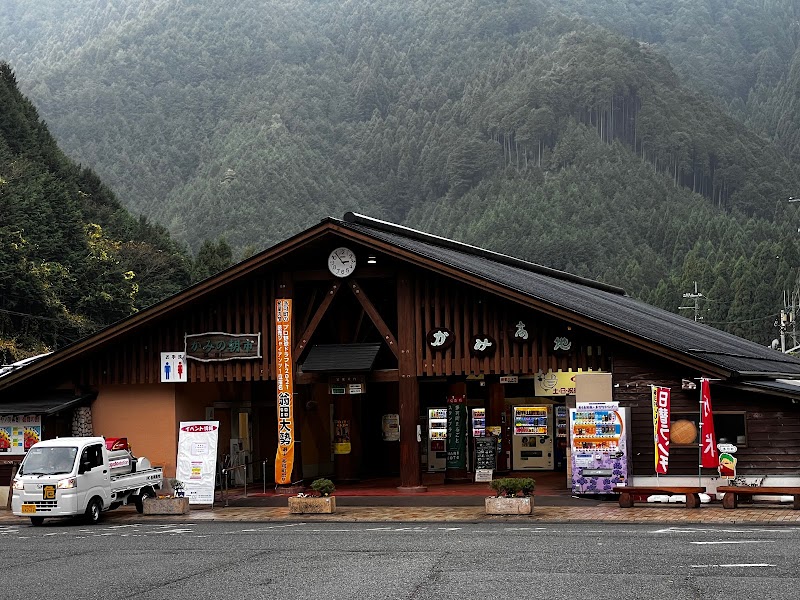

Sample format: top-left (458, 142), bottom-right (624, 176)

top-left (700, 378), bottom-right (718, 468)
top-left (652, 386), bottom-right (670, 474)
top-left (274, 299), bottom-right (294, 485)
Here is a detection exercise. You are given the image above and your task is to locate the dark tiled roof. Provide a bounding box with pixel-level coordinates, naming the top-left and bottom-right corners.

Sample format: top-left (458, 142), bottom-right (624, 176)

top-left (339, 214), bottom-right (800, 378)
top-left (300, 343), bottom-right (381, 372)
top-left (0, 391), bottom-right (94, 415)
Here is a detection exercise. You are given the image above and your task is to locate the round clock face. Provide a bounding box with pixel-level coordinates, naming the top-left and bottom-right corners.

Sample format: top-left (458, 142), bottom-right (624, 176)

top-left (328, 247), bottom-right (357, 278)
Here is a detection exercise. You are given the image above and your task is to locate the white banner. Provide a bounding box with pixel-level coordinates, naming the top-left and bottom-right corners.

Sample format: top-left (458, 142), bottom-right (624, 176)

top-left (176, 421), bottom-right (219, 505)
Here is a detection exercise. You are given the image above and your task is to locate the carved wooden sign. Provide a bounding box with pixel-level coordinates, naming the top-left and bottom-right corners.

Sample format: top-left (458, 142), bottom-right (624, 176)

top-left (426, 327), bottom-right (455, 351)
top-left (470, 333), bottom-right (497, 357)
top-left (509, 320), bottom-right (530, 343)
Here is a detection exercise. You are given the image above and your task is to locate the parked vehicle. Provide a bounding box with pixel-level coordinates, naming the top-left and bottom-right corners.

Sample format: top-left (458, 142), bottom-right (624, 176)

top-left (11, 436), bottom-right (162, 525)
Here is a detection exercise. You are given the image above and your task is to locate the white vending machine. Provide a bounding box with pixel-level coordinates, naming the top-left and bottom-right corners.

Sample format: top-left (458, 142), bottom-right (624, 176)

top-left (569, 406), bottom-right (630, 494)
top-left (427, 408), bottom-right (447, 472)
top-left (511, 405), bottom-right (554, 470)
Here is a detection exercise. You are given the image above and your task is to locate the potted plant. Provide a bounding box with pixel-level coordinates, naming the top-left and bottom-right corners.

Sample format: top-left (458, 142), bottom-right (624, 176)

top-left (485, 477), bottom-right (535, 515)
top-left (142, 478), bottom-right (190, 515)
top-left (288, 478), bottom-right (336, 514)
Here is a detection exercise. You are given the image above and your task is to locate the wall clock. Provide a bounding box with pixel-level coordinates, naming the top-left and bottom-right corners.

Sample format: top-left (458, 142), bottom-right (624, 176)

top-left (328, 247), bottom-right (357, 278)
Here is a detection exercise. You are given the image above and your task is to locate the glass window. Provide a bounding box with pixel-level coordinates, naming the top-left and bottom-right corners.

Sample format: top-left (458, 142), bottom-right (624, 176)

top-left (669, 412), bottom-right (747, 447)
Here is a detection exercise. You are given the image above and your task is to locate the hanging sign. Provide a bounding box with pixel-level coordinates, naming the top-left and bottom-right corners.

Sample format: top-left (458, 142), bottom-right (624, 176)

top-left (446, 395), bottom-right (467, 469)
top-left (176, 421), bottom-right (219, 505)
top-left (652, 386), bottom-right (670, 474)
top-left (510, 320), bottom-right (529, 342)
top-left (185, 332), bottom-right (261, 362)
top-left (274, 299), bottom-right (295, 485)
top-left (470, 334), bottom-right (496, 357)
top-left (536, 370), bottom-right (601, 397)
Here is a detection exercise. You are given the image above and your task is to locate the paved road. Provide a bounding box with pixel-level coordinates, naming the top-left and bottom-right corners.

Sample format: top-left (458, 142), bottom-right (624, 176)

top-left (3, 521), bottom-right (798, 599)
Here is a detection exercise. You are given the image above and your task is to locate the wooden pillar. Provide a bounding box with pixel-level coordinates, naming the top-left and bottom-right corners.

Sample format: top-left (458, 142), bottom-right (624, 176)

top-left (445, 381), bottom-right (469, 482)
top-left (488, 381), bottom-right (508, 472)
top-left (397, 270), bottom-right (426, 492)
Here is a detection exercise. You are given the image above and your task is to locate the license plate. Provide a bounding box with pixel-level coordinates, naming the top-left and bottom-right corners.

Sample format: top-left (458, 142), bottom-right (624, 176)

top-left (21, 504), bottom-right (36, 514)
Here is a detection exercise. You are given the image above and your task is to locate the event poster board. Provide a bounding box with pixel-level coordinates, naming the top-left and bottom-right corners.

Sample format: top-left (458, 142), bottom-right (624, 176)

top-left (176, 421), bottom-right (219, 505)
top-left (0, 415), bottom-right (41, 454)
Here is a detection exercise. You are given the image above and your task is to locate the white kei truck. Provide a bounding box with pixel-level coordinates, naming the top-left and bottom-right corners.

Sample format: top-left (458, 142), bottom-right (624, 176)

top-left (11, 436), bottom-right (163, 526)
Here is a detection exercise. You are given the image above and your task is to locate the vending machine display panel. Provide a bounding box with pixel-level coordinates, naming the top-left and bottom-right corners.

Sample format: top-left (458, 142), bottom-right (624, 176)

top-left (569, 407), bottom-right (629, 494)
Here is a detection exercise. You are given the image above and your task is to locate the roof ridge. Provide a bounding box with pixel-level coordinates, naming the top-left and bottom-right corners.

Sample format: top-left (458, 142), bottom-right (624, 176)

top-left (341, 212), bottom-right (626, 296)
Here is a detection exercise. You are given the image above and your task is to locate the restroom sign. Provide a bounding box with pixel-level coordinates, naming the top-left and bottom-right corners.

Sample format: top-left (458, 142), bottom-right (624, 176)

top-left (161, 352), bottom-right (187, 383)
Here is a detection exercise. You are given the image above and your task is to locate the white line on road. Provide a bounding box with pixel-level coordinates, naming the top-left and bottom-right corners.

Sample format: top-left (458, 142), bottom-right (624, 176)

top-left (690, 540), bottom-right (775, 545)
top-left (690, 564), bottom-right (775, 568)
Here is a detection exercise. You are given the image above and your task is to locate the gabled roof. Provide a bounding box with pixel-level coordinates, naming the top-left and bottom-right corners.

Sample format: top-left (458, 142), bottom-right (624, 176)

top-left (2, 212), bottom-right (799, 392)
top-left (337, 213), bottom-right (800, 378)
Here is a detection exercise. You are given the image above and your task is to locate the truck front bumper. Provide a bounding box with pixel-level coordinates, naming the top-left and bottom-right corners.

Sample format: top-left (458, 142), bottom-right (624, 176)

top-left (12, 489), bottom-right (79, 518)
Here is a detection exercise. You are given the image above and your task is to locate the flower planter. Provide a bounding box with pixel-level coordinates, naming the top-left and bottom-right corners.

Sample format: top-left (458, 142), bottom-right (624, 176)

top-left (142, 497), bottom-right (190, 515)
top-left (288, 496), bottom-right (336, 514)
top-left (485, 496), bottom-right (533, 515)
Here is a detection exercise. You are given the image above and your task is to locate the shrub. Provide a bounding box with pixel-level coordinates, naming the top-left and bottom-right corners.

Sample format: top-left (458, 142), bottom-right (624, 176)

top-left (310, 478), bottom-right (336, 497)
top-left (489, 477), bottom-right (535, 497)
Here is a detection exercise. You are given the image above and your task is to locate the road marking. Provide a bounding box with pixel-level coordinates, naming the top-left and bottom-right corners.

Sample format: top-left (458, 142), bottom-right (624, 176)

top-left (690, 564), bottom-right (775, 568)
top-left (690, 540), bottom-right (774, 545)
top-left (654, 526), bottom-right (798, 534)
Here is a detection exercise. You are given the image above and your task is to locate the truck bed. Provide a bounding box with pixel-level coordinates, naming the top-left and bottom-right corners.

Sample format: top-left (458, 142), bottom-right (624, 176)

top-left (110, 467), bottom-right (163, 494)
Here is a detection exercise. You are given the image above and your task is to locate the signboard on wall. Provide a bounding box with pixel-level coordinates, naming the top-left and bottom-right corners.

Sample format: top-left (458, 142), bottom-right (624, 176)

top-left (160, 352), bottom-right (187, 383)
top-left (185, 332), bottom-right (261, 362)
top-left (535, 370), bottom-right (602, 397)
top-left (176, 421), bottom-right (219, 505)
top-left (275, 299), bottom-right (295, 485)
top-left (382, 414), bottom-right (400, 442)
top-left (0, 415), bottom-right (41, 454)
top-left (446, 395), bottom-right (466, 469)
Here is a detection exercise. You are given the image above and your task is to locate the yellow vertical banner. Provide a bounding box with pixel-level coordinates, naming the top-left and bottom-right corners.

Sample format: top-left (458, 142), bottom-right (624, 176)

top-left (274, 299), bottom-right (294, 485)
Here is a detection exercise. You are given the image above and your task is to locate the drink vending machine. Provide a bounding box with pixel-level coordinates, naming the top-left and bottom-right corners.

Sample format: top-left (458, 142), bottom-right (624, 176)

top-left (427, 408), bottom-right (447, 472)
top-left (569, 406), bottom-right (629, 494)
top-left (511, 405), bottom-right (553, 470)
top-left (471, 408), bottom-right (486, 437)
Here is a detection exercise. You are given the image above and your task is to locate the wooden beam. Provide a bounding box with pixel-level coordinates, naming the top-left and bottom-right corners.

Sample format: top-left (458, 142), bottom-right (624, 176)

top-left (293, 281), bottom-right (341, 357)
top-left (349, 279), bottom-right (399, 359)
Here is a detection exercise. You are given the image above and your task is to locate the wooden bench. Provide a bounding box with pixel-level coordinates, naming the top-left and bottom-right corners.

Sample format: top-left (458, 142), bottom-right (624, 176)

top-left (717, 486), bottom-right (800, 510)
top-left (612, 486), bottom-right (706, 509)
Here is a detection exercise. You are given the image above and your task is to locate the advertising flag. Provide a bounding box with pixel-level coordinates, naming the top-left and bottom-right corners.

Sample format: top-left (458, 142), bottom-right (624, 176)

top-left (274, 299), bottom-right (295, 485)
top-left (700, 378), bottom-right (718, 468)
top-left (652, 386), bottom-right (670, 474)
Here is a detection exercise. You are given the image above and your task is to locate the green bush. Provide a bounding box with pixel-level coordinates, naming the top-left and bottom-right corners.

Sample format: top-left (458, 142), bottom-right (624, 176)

top-left (310, 478), bottom-right (336, 497)
top-left (489, 477), bottom-right (535, 497)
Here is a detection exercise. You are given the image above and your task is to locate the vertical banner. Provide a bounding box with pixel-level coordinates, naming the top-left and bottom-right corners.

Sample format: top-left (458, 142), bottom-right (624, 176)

top-left (700, 378), bottom-right (718, 468)
top-left (651, 386), bottom-right (671, 474)
top-left (446, 395), bottom-right (466, 469)
top-left (274, 299), bottom-right (294, 485)
top-left (176, 421), bottom-right (219, 505)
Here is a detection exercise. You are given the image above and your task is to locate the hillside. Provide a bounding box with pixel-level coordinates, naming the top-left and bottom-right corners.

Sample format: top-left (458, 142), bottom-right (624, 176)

top-left (0, 63), bottom-right (192, 363)
top-left (1, 0), bottom-right (799, 345)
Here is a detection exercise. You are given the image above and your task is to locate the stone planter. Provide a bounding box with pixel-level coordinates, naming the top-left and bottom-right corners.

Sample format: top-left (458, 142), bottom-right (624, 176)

top-left (288, 496), bottom-right (336, 514)
top-left (485, 496), bottom-right (533, 515)
top-left (142, 497), bottom-right (190, 515)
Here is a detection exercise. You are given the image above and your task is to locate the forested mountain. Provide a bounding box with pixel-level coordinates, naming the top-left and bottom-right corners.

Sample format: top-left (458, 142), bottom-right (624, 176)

top-left (0, 63), bottom-right (193, 363)
top-left (1, 0), bottom-right (799, 345)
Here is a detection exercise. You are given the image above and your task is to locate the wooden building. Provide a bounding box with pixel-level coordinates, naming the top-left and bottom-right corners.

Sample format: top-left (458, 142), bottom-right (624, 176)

top-left (3, 212), bottom-right (800, 492)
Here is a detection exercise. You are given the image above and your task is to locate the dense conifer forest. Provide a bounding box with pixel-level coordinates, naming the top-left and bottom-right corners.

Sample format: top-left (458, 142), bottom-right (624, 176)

top-left (1, 0), bottom-right (800, 350)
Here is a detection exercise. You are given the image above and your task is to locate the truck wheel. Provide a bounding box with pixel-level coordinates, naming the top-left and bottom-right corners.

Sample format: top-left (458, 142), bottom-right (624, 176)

top-left (85, 498), bottom-right (102, 524)
top-left (30, 517), bottom-right (44, 527)
top-left (135, 488), bottom-right (156, 514)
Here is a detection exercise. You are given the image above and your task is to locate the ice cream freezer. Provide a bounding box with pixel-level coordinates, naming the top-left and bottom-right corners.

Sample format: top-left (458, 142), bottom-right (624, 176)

top-left (569, 406), bottom-right (630, 494)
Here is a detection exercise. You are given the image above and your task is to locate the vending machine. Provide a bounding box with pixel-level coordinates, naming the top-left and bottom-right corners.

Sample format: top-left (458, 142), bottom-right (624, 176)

top-left (471, 408), bottom-right (486, 438)
top-left (427, 408), bottom-right (447, 472)
top-left (569, 405), bottom-right (629, 494)
top-left (511, 405), bottom-right (554, 470)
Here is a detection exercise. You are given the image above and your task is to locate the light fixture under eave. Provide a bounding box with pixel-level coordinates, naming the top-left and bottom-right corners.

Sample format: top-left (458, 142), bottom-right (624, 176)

top-left (367, 256), bottom-right (377, 264)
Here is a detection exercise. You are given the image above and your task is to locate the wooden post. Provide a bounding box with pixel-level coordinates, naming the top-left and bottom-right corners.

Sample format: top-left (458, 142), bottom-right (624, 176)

top-left (397, 270), bottom-right (426, 492)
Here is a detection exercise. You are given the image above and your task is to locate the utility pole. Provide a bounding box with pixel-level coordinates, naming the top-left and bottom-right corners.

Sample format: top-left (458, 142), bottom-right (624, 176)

top-left (679, 281), bottom-right (704, 322)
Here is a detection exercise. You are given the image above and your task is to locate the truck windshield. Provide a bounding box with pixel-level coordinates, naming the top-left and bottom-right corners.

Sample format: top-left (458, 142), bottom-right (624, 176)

top-left (19, 446), bottom-right (78, 475)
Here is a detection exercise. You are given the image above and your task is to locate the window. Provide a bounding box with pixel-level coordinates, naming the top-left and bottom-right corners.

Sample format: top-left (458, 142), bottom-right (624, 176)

top-left (80, 444), bottom-right (103, 470)
top-left (669, 412), bottom-right (747, 447)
